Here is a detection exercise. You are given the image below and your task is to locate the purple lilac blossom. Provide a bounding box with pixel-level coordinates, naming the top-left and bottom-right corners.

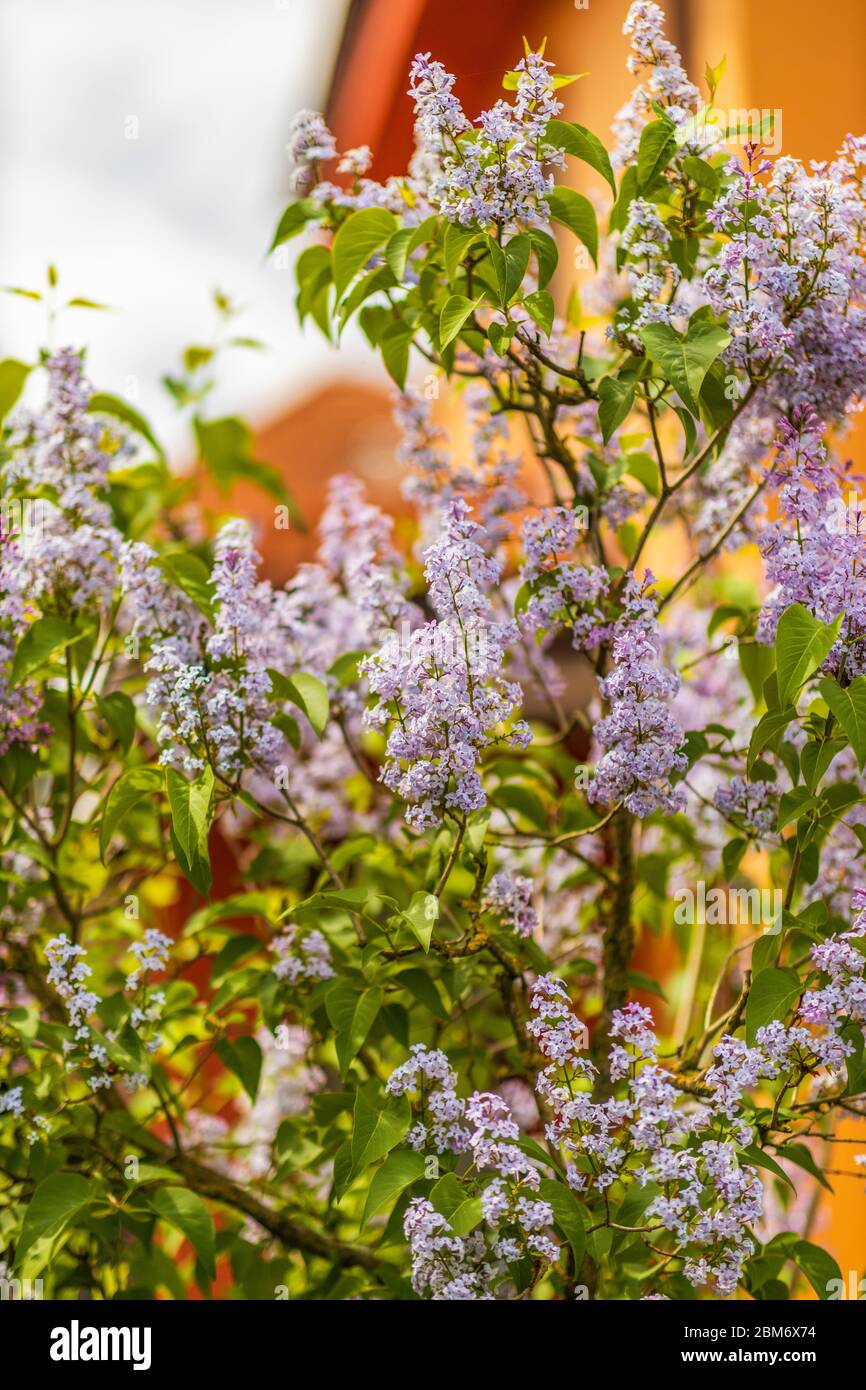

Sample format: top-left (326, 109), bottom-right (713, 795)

top-left (588, 572), bottom-right (687, 816)
top-left (362, 499), bottom-right (530, 831)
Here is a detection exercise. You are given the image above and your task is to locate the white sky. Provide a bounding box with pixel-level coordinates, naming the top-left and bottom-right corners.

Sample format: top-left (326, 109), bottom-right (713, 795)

top-left (0, 0), bottom-right (383, 453)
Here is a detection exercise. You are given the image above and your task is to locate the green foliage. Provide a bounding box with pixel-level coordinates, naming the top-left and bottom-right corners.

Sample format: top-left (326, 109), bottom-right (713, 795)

top-left (2, 16), bottom-right (863, 1310)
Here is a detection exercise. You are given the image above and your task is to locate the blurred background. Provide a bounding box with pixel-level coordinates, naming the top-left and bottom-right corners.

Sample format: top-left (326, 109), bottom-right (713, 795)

top-left (2, 0), bottom-right (865, 1288)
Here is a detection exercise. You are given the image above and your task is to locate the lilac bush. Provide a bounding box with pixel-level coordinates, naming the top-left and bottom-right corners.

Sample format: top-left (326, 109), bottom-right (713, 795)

top-left (2, 2), bottom-right (866, 1302)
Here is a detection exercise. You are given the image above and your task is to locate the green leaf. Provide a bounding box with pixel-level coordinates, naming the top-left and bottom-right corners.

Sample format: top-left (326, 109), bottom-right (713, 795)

top-left (99, 767), bottom-right (163, 862)
top-left (362, 1149), bottom-right (426, 1226)
top-left (747, 706), bottom-right (797, 773)
top-left (704, 55), bottom-right (727, 102)
top-left (624, 451), bottom-right (660, 497)
top-left (338, 264), bottom-right (397, 329)
top-left (722, 836), bottom-right (748, 878)
top-left (487, 234), bottom-right (530, 307)
top-left (103, 1021), bottom-right (153, 1079)
top-left (801, 736), bottom-right (844, 793)
top-left (166, 765), bottom-right (214, 898)
top-left (745, 966), bottom-right (802, 1044)
top-left (12, 615), bottom-right (82, 682)
top-left (350, 1082), bottom-right (411, 1177)
top-left (597, 377), bottom-right (635, 443)
top-left (332, 207), bottom-right (397, 299)
top-left (523, 289), bottom-right (554, 337)
top-left (819, 675), bottom-right (866, 770)
top-left (545, 119), bottom-right (616, 196)
top-left (267, 669), bottom-right (329, 737)
top-left (752, 928), bottom-right (782, 975)
top-left (791, 1240), bottom-right (841, 1299)
top-left (0, 358), bottom-right (31, 421)
top-left (151, 1187), bottom-right (216, 1279)
top-left (429, 1173), bottom-right (483, 1236)
top-left (637, 118), bottom-right (678, 192)
top-left (776, 786), bottom-right (819, 832)
top-left (94, 691), bottom-right (137, 752)
top-left (383, 227), bottom-right (415, 282)
top-left (738, 640), bottom-right (775, 706)
top-left (194, 415), bottom-right (289, 503)
top-left (379, 320), bottom-right (414, 388)
top-left (439, 294), bottom-right (483, 350)
top-left (527, 230), bottom-right (559, 290)
top-left (396, 967), bottom-right (448, 1020)
top-left (88, 392), bottom-right (164, 459)
top-left (292, 886), bottom-right (368, 915)
top-left (775, 604), bottom-right (841, 708)
top-left (326, 981), bottom-right (384, 1077)
top-left (538, 1178), bottom-right (585, 1269)
top-left (269, 199), bottom-right (318, 251)
top-left (610, 1181), bottom-right (661, 1252)
top-left (545, 187), bottom-right (598, 266)
top-left (491, 784), bottom-right (548, 831)
top-left (637, 320), bottom-right (731, 416)
top-left (609, 164), bottom-right (638, 234)
top-left (157, 551), bottom-right (215, 619)
top-left (444, 225), bottom-right (482, 283)
top-left (777, 1141), bottom-right (833, 1192)
top-left (401, 891), bottom-right (439, 952)
top-left (683, 153), bottom-right (720, 194)
top-left (739, 1144), bottom-right (796, 1192)
top-left (16, 1173), bottom-right (93, 1269)
top-left (215, 1036), bottom-right (263, 1102)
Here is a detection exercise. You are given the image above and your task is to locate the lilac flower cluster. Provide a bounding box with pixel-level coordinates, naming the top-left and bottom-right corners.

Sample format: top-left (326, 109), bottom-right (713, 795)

top-left (7, 349), bottom-right (127, 617)
top-left (385, 1044), bottom-right (471, 1153)
top-left (0, 1088), bottom-right (50, 1147)
top-left (44, 929), bottom-right (172, 1091)
top-left (481, 872), bottom-right (539, 939)
top-left (589, 572), bottom-right (687, 817)
top-left (527, 976), bottom-right (762, 1297)
top-left (392, 1046), bottom-right (557, 1298)
top-left (758, 406), bottom-right (866, 673)
top-left (125, 928), bottom-right (172, 991)
top-left (616, 197), bottom-right (681, 339)
top-left (0, 524), bottom-right (47, 755)
top-left (799, 887), bottom-right (866, 1042)
top-left (394, 387), bottom-right (524, 544)
top-left (284, 107), bottom-right (426, 220)
top-left (317, 473), bottom-right (415, 639)
top-left (402, 1199), bottom-right (498, 1299)
top-left (45, 934), bottom-right (111, 1092)
top-left (407, 50), bottom-right (565, 231)
top-left (704, 146), bottom-right (795, 379)
top-left (704, 141), bottom-right (866, 414)
top-left (612, 2), bottom-right (700, 168)
top-left (134, 521), bottom-right (283, 779)
top-left (713, 775), bottom-right (779, 839)
top-left (285, 109), bottom-right (337, 191)
top-left (394, 389), bottom-right (456, 510)
top-left (362, 499), bottom-right (530, 831)
top-left (465, 1091), bottom-right (557, 1266)
top-left (519, 506), bottom-right (610, 651)
top-left (271, 924), bottom-right (335, 987)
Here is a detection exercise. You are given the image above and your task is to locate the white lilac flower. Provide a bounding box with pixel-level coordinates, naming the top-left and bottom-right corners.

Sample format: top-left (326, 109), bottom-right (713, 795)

top-left (125, 928), bottom-right (172, 990)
